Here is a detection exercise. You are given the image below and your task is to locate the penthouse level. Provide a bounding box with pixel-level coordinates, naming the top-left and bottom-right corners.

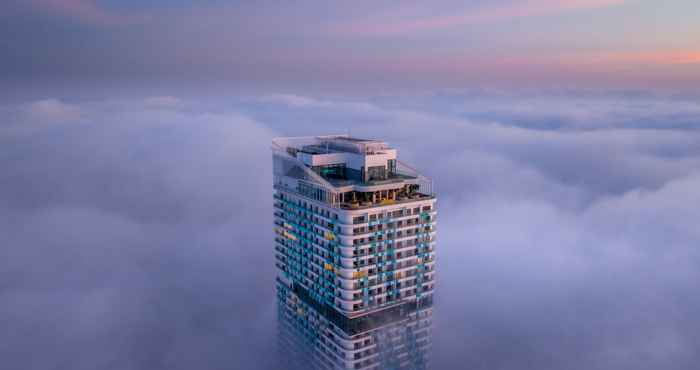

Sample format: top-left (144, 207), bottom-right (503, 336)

top-left (272, 135), bottom-right (434, 209)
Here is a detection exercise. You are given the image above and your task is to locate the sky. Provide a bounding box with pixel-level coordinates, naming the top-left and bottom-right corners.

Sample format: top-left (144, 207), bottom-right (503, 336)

top-left (2, 1), bottom-right (700, 370)
top-left (2, 0), bottom-right (700, 91)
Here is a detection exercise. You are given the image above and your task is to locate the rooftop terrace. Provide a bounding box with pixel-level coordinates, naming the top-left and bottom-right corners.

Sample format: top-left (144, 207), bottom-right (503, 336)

top-left (272, 135), bottom-right (433, 208)
top-left (298, 136), bottom-right (391, 156)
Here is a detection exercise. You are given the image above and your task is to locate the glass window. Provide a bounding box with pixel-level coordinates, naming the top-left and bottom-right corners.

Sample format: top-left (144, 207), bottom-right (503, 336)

top-left (366, 165), bottom-right (386, 181)
top-left (387, 159), bottom-right (396, 175)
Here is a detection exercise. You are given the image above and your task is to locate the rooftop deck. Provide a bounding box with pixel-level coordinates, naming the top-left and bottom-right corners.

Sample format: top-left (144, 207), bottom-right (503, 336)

top-left (325, 172), bottom-right (417, 188)
top-left (272, 135), bottom-right (434, 208)
top-left (339, 192), bottom-right (434, 210)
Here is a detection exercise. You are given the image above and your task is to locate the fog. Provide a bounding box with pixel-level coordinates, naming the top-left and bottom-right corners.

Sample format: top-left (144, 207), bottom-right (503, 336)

top-left (1, 91), bottom-right (699, 369)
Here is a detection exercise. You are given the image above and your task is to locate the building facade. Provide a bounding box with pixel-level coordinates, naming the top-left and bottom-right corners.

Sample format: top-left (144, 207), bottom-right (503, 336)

top-left (272, 135), bottom-right (436, 370)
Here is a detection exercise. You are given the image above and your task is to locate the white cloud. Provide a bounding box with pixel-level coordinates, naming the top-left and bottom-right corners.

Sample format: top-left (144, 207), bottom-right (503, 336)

top-left (144, 96), bottom-right (183, 110)
top-left (2, 91), bottom-right (700, 370)
top-left (25, 98), bottom-right (82, 123)
top-left (261, 94), bottom-right (381, 114)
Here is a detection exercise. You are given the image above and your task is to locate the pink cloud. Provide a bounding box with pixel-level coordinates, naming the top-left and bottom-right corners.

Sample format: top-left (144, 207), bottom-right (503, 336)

top-left (550, 50), bottom-right (700, 66)
top-left (644, 52), bottom-right (700, 65)
top-left (30, 0), bottom-right (148, 26)
top-left (278, 49), bottom-right (700, 89)
top-left (26, 99), bottom-right (82, 123)
top-left (672, 54), bottom-right (700, 65)
top-left (336, 0), bottom-right (630, 36)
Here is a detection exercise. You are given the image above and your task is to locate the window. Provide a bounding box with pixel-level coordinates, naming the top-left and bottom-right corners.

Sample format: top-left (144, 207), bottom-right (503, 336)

top-left (366, 166), bottom-right (386, 181)
top-left (315, 163), bottom-right (346, 179)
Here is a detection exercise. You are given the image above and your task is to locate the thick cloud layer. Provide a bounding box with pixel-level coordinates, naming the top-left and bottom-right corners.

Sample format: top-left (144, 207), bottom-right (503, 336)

top-left (1, 99), bottom-right (278, 370)
top-left (1, 91), bottom-right (699, 370)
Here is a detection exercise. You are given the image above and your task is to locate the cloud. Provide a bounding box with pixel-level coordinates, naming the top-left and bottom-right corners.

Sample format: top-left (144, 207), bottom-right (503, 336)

top-left (25, 98), bottom-right (82, 122)
top-left (260, 94), bottom-right (380, 113)
top-left (27, 0), bottom-right (148, 26)
top-left (0, 97), bottom-right (279, 370)
top-left (261, 94), bottom-right (322, 108)
top-left (2, 91), bottom-right (700, 370)
top-left (431, 171), bottom-right (700, 370)
top-left (561, 50), bottom-right (700, 66)
top-left (144, 96), bottom-right (183, 110)
top-left (335, 0), bottom-right (631, 36)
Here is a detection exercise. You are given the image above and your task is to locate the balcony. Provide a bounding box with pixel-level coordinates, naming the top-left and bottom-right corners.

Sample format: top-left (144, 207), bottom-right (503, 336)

top-left (340, 192), bottom-right (434, 211)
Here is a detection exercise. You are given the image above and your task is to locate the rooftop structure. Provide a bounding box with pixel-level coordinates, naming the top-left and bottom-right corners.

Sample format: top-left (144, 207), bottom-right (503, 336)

top-left (272, 135), bottom-right (433, 210)
top-left (273, 135), bottom-right (437, 369)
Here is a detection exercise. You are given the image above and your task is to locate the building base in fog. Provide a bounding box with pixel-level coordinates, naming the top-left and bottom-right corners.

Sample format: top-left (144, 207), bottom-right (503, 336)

top-left (277, 280), bottom-right (432, 370)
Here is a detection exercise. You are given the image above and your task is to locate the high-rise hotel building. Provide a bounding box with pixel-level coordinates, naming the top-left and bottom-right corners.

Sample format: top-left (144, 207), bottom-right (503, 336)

top-left (272, 135), bottom-right (436, 370)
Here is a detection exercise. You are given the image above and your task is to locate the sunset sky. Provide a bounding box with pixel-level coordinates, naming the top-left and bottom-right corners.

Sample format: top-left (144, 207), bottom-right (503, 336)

top-left (2, 0), bottom-right (700, 91)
